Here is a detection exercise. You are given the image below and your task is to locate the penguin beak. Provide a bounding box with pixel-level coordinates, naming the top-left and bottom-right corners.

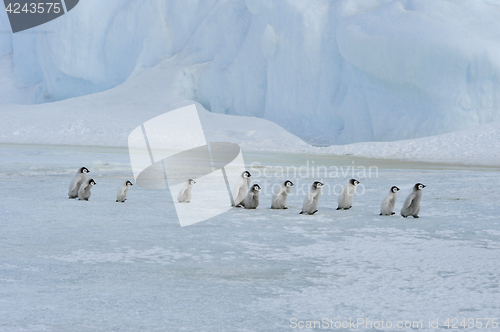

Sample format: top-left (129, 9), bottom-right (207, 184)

top-left (422, 185), bottom-right (426, 188)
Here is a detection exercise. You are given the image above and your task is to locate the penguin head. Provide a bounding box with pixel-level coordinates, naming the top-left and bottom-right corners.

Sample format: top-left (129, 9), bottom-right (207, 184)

top-left (80, 167), bottom-right (89, 174)
top-left (89, 179), bottom-right (96, 185)
top-left (252, 184), bottom-right (261, 192)
top-left (349, 179), bottom-right (360, 186)
top-left (126, 181), bottom-right (133, 187)
top-left (284, 180), bottom-right (294, 187)
top-left (415, 183), bottom-right (426, 190)
top-left (188, 179), bottom-right (196, 185)
top-left (313, 181), bottom-right (324, 189)
top-left (243, 171), bottom-right (251, 178)
top-left (391, 186), bottom-right (400, 193)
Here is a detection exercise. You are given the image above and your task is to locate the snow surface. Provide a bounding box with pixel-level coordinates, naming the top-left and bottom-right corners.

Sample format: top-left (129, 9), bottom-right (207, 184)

top-left (1, 145), bottom-right (499, 331)
top-left (1, 0), bottom-right (500, 144)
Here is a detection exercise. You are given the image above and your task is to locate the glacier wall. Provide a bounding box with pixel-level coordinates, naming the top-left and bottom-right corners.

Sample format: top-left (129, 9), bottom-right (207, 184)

top-left (1, 0), bottom-right (500, 144)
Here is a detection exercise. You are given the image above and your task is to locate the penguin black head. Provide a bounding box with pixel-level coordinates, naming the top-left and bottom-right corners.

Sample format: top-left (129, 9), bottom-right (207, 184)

top-left (391, 186), bottom-right (400, 193)
top-left (312, 181), bottom-right (324, 189)
top-left (415, 183), bottom-right (426, 190)
top-left (80, 167), bottom-right (89, 174)
top-left (188, 179), bottom-right (196, 185)
top-left (284, 180), bottom-right (294, 187)
top-left (89, 179), bottom-right (96, 185)
top-left (126, 180), bottom-right (133, 186)
top-left (243, 171), bottom-right (251, 178)
top-left (252, 184), bottom-right (261, 191)
top-left (349, 179), bottom-right (360, 186)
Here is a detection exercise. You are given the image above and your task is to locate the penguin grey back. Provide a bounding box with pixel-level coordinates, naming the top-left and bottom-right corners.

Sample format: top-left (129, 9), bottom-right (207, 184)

top-left (271, 180), bottom-right (294, 209)
top-left (68, 167), bottom-right (89, 198)
top-left (244, 184), bottom-right (261, 209)
top-left (337, 179), bottom-right (359, 210)
top-left (401, 183), bottom-right (425, 218)
top-left (177, 179), bottom-right (196, 203)
top-left (116, 180), bottom-right (133, 202)
top-left (300, 181), bottom-right (323, 215)
top-left (78, 178), bottom-right (96, 201)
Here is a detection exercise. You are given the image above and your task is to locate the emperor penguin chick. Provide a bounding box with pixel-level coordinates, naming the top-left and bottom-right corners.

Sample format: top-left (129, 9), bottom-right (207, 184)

top-left (380, 186), bottom-right (400, 215)
top-left (78, 179), bottom-right (96, 201)
top-left (401, 183), bottom-right (426, 218)
top-left (177, 179), bottom-right (196, 203)
top-left (232, 171), bottom-right (251, 207)
top-left (68, 167), bottom-right (89, 199)
top-left (337, 179), bottom-right (360, 210)
top-left (271, 180), bottom-right (294, 209)
top-left (243, 184), bottom-right (261, 209)
top-left (116, 180), bottom-right (133, 203)
top-left (300, 181), bottom-right (323, 215)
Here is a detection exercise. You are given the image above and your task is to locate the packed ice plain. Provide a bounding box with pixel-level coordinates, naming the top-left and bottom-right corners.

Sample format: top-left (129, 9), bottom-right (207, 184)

top-left (1, 145), bottom-right (499, 331)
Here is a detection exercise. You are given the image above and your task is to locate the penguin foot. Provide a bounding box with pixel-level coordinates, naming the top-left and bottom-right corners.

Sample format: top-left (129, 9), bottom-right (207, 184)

top-left (344, 207), bottom-right (352, 210)
top-left (413, 215), bottom-right (419, 218)
top-left (402, 215), bottom-right (407, 218)
top-left (299, 211), bottom-right (304, 214)
top-left (312, 210), bottom-right (318, 215)
top-left (186, 201), bottom-right (190, 203)
top-left (379, 213), bottom-right (382, 215)
top-left (116, 200), bottom-right (118, 202)
top-left (336, 207), bottom-right (341, 210)
top-left (283, 207), bottom-right (288, 209)
top-left (391, 212), bottom-right (395, 215)
top-left (84, 198), bottom-right (89, 201)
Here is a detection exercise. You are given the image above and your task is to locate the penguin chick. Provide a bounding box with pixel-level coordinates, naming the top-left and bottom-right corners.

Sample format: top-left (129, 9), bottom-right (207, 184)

top-left (401, 183), bottom-right (426, 218)
top-left (380, 186), bottom-right (400, 215)
top-left (271, 180), bottom-right (294, 209)
top-left (337, 178), bottom-right (360, 210)
top-left (68, 167), bottom-right (89, 199)
top-left (300, 181), bottom-right (323, 215)
top-left (177, 179), bottom-right (196, 203)
top-left (116, 180), bottom-right (133, 203)
top-left (232, 171), bottom-right (251, 207)
top-left (243, 184), bottom-right (261, 209)
top-left (78, 179), bottom-right (96, 201)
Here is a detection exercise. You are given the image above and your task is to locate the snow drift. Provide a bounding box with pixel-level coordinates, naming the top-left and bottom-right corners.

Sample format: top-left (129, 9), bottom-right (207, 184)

top-left (1, 0), bottom-right (500, 145)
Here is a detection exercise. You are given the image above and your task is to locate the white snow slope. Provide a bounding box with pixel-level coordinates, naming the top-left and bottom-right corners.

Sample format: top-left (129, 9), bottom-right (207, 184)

top-left (1, 0), bottom-right (500, 145)
top-left (0, 55), bottom-right (499, 167)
